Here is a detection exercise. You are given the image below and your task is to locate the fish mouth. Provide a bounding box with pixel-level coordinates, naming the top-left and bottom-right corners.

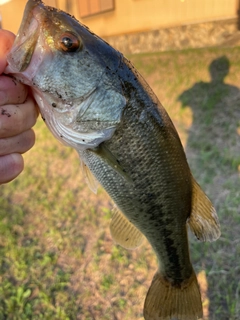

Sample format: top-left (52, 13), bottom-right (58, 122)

top-left (7, 1), bottom-right (43, 72)
top-left (6, 0), bottom-right (57, 79)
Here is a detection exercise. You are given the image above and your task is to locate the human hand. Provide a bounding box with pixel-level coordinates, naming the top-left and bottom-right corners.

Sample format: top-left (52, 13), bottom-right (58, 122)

top-left (0, 30), bottom-right (38, 184)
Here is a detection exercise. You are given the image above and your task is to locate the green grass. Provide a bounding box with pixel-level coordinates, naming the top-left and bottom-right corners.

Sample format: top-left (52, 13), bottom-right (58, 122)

top-left (1, 45), bottom-right (240, 319)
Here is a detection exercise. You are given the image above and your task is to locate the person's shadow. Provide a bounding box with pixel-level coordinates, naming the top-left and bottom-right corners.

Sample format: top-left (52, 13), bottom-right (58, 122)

top-left (178, 56), bottom-right (240, 319)
top-left (178, 55), bottom-right (240, 186)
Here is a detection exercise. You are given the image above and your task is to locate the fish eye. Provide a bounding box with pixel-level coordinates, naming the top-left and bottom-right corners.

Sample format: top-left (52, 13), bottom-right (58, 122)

top-left (58, 32), bottom-right (81, 52)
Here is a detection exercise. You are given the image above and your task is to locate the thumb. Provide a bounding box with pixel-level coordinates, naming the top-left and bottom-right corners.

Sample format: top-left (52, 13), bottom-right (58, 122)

top-left (0, 30), bottom-right (15, 74)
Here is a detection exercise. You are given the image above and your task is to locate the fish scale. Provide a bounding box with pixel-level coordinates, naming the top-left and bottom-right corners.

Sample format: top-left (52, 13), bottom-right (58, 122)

top-left (79, 100), bottom-right (193, 282)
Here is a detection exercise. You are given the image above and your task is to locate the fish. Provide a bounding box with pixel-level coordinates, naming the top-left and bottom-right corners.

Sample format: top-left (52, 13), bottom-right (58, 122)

top-left (6, 1), bottom-right (221, 319)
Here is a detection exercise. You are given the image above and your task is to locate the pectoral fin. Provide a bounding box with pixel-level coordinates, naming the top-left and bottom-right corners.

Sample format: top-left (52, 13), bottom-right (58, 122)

top-left (92, 144), bottom-right (133, 184)
top-left (110, 207), bottom-right (144, 250)
top-left (188, 176), bottom-right (221, 242)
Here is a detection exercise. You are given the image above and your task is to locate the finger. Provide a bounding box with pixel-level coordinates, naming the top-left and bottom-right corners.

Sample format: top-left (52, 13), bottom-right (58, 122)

top-left (0, 129), bottom-right (35, 156)
top-left (0, 30), bottom-right (15, 74)
top-left (0, 75), bottom-right (28, 105)
top-left (0, 153), bottom-right (24, 184)
top-left (0, 96), bottom-right (38, 138)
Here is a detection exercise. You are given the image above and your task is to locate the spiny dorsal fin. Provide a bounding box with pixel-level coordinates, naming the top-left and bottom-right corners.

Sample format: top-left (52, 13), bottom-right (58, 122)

top-left (144, 271), bottom-right (203, 320)
top-left (79, 157), bottom-right (99, 194)
top-left (188, 176), bottom-right (221, 242)
top-left (110, 207), bottom-right (144, 250)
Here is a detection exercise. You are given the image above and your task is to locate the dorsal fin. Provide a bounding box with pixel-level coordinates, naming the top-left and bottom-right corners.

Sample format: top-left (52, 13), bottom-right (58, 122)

top-left (110, 207), bottom-right (144, 250)
top-left (188, 176), bottom-right (221, 242)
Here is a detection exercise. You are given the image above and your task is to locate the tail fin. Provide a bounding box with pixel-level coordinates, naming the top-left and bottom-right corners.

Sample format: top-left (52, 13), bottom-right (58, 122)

top-left (144, 271), bottom-right (203, 320)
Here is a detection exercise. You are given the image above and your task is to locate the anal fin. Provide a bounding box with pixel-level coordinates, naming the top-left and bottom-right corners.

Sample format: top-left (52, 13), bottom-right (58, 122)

top-left (110, 207), bottom-right (144, 250)
top-left (188, 176), bottom-right (221, 242)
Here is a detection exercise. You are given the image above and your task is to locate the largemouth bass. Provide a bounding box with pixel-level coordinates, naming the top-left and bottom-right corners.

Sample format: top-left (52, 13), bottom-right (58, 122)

top-left (6, 1), bottom-right (221, 319)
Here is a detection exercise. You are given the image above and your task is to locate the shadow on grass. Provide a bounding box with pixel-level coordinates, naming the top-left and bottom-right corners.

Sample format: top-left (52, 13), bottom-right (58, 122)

top-left (178, 56), bottom-right (240, 320)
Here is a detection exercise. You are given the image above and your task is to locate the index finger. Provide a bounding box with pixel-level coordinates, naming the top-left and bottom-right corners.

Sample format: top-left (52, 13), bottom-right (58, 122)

top-left (0, 75), bottom-right (28, 105)
top-left (0, 96), bottom-right (38, 138)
